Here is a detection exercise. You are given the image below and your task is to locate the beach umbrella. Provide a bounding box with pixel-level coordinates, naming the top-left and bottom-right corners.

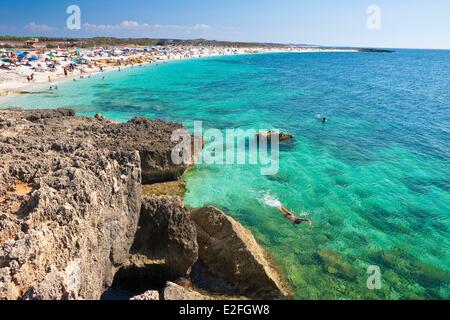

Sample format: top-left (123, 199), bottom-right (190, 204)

top-left (51, 57), bottom-right (61, 61)
top-left (1, 58), bottom-right (13, 63)
top-left (28, 56), bottom-right (39, 61)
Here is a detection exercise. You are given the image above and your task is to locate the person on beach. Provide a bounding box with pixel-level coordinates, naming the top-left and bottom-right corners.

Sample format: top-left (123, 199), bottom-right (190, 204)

top-left (64, 68), bottom-right (68, 78)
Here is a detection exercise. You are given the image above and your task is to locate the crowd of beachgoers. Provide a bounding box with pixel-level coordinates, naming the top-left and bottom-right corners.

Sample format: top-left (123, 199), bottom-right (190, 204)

top-left (0, 45), bottom-right (356, 94)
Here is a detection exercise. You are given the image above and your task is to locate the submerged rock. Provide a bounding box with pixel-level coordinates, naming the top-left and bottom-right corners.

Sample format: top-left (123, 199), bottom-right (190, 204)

top-left (142, 180), bottom-right (187, 198)
top-left (190, 206), bottom-right (292, 299)
top-left (373, 249), bottom-right (450, 291)
top-left (316, 249), bottom-right (358, 281)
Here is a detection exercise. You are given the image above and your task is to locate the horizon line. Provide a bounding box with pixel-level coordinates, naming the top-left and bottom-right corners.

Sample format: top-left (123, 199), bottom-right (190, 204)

top-left (1, 35), bottom-right (450, 51)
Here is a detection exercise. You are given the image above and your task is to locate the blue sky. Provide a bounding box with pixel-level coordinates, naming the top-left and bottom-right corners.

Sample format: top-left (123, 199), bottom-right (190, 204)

top-left (1, 0), bottom-right (450, 49)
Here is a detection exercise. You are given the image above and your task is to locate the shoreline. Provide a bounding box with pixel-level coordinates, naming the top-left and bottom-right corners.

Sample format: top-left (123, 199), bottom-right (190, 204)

top-left (0, 47), bottom-right (358, 98)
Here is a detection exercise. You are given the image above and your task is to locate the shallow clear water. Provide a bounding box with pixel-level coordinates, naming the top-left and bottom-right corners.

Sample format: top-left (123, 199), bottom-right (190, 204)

top-left (2, 51), bottom-right (449, 299)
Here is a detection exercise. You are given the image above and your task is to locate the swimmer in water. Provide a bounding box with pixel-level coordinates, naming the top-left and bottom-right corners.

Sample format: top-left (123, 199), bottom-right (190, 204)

top-left (278, 205), bottom-right (313, 226)
top-left (322, 117), bottom-right (328, 123)
top-left (264, 195), bottom-right (312, 226)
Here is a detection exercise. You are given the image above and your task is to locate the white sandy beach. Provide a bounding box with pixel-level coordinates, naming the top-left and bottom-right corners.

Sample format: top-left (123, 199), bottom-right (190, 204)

top-left (0, 45), bottom-right (357, 96)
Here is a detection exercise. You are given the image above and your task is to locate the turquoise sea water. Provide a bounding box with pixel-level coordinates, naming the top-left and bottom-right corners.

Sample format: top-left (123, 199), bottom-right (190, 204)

top-left (1, 51), bottom-right (449, 299)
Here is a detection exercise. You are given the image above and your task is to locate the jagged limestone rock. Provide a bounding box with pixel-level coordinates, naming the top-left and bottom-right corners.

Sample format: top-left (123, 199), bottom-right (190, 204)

top-left (191, 206), bottom-right (292, 299)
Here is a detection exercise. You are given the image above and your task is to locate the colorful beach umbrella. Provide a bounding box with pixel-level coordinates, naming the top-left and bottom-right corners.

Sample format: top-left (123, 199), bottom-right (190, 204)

top-left (1, 58), bottom-right (13, 63)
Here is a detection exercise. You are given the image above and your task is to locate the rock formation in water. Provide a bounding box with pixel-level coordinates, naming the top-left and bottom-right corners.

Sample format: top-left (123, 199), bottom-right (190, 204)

top-left (191, 206), bottom-right (291, 299)
top-left (256, 130), bottom-right (293, 143)
top-left (0, 109), bottom-right (291, 300)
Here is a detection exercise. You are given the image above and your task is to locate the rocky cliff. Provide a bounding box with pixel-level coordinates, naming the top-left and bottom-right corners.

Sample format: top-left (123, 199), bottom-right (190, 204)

top-left (0, 109), bottom-right (291, 300)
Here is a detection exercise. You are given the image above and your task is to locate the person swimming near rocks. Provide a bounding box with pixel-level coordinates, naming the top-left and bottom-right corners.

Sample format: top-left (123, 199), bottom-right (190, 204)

top-left (278, 206), bottom-right (312, 226)
top-left (322, 117), bottom-right (328, 123)
top-left (263, 195), bottom-right (312, 226)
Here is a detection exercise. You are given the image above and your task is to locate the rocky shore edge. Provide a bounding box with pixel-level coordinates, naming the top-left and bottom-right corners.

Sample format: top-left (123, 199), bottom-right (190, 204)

top-left (0, 108), bottom-right (292, 300)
